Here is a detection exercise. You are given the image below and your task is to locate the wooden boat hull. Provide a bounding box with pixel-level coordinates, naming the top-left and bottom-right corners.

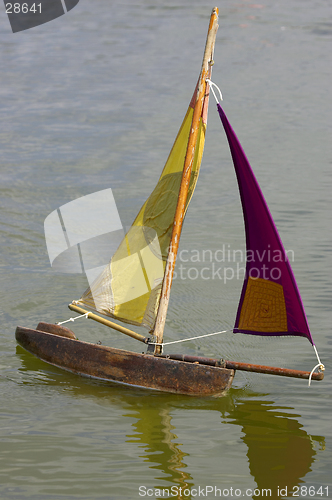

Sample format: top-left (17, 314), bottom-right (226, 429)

top-left (15, 326), bottom-right (234, 396)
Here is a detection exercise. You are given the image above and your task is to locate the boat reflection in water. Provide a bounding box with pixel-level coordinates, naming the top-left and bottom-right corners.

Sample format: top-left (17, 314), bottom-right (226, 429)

top-left (128, 395), bottom-right (324, 498)
top-left (16, 347), bottom-right (326, 499)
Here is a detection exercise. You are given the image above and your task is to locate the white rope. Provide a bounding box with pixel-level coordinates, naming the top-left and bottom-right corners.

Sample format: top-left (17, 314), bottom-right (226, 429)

top-left (308, 344), bottom-right (325, 387)
top-left (57, 312), bottom-right (89, 325)
top-left (206, 79), bottom-right (223, 104)
top-left (149, 330), bottom-right (230, 346)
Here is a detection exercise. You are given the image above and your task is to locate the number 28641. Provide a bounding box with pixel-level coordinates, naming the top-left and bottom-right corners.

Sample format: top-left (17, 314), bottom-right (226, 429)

top-left (6, 3), bottom-right (42, 14)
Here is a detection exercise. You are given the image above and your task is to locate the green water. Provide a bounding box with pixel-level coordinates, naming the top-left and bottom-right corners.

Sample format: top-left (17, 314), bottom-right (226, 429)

top-left (0, 1), bottom-right (331, 499)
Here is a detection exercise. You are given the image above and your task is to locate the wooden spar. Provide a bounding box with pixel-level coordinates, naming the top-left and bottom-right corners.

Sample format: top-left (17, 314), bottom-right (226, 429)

top-left (155, 353), bottom-right (324, 381)
top-left (153, 8), bottom-right (219, 354)
top-left (223, 360), bottom-right (324, 380)
top-left (68, 303), bottom-right (150, 344)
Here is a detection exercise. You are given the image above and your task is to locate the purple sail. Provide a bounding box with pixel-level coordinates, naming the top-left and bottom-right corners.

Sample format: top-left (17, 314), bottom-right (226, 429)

top-left (217, 104), bottom-right (313, 345)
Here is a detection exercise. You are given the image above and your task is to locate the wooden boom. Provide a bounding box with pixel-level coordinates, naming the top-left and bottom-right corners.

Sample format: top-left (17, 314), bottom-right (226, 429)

top-left (224, 359), bottom-right (324, 380)
top-left (68, 303), bottom-right (150, 344)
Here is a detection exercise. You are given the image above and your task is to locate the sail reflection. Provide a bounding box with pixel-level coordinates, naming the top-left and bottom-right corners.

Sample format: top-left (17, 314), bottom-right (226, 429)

top-left (126, 404), bottom-right (194, 498)
top-left (230, 399), bottom-right (325, 494)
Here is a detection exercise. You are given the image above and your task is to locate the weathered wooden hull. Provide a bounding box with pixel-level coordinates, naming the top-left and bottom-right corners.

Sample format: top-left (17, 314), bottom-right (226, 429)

top-left (15, 326), bottom-right (234, 396)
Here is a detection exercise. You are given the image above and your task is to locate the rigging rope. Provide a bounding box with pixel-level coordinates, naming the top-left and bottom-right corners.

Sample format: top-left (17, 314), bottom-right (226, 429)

top-left (308, 344), bottom-right (325, 387)
top-left (206, 79), bottom-right (223, 104)
top-left (57, 312), bottom-right (89, 325)
top-left (149, 329), bottom-right (230, 346)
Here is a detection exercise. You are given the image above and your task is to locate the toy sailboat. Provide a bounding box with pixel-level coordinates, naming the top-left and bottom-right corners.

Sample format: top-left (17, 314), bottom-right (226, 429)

top-left (16, 8), bottom-right (324, 396)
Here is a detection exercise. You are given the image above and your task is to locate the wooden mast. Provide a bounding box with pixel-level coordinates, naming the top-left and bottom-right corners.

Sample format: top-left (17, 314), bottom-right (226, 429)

top-left (153, 8), bottom-right (219, 354)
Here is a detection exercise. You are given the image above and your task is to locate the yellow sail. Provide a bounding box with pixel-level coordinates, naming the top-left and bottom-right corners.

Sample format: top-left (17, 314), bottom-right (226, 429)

top-left (76, 88), bottom-right (209, 329)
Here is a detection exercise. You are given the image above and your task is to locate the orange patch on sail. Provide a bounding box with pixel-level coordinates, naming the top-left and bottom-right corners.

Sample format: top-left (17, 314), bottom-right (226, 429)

top-left (238, 277), bottom-right (288, 332)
